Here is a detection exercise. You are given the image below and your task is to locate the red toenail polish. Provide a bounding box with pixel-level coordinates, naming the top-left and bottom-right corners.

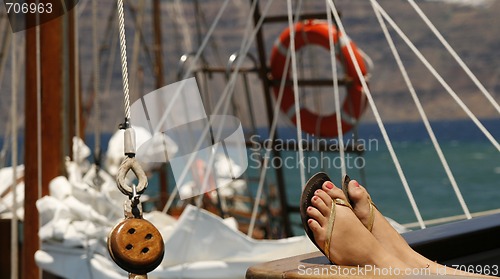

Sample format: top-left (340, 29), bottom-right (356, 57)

top-left (353, 180), bottom-right (360, 187)
top-left (308, 219), bottom-right (312, 224)
top-left (324, 182), bottom-right (333, 189)
top-left (312, 196), bottom-right (318, 201)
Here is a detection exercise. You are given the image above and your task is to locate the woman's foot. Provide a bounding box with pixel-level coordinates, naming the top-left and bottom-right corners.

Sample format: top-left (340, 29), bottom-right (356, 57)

top-left (329, 179), bottom-right (495, 277)
top-left (342, 179), bottom-right (418, 264)
top-left (306, 181), bottom-right (409, 269)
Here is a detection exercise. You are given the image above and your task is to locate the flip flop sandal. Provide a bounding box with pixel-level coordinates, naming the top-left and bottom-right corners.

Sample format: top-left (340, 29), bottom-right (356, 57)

top-left (300, 172), bottom-right (352, 263)
top-left (342, 174), bottom-right (378, 232)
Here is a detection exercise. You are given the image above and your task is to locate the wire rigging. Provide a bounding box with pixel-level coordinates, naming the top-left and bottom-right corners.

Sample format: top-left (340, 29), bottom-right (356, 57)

top-left (407, 0), bottom-right (500, 115)
top-left (92, 0), bottom-right (101, 167)
top-left (248, 0), bottom-right (303, 237)
top-left (286, 0), bottom-right (306, 189)
top-left (372, 1), bottom-right (499, 152)
top-left (10, 24), bottom-right (19, 279)
top-left (325, 0), bottom-right (346, 177)
top-left (371, 0), bottom-right (471, 219)
top-left (328, 0), bottom-right (426, 229)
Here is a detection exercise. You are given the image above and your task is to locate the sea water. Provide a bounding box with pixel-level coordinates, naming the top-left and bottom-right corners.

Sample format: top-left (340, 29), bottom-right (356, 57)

top-left (161, 119), bottom-right (497, 233)
top-left (241, 119), bottom-right (499, 226)
top-left (2, 119), bottom-right (497, 232)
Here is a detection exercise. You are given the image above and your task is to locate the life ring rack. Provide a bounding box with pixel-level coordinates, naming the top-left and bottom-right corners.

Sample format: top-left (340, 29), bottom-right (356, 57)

top-left (269, 19), bottom-right (369, 138)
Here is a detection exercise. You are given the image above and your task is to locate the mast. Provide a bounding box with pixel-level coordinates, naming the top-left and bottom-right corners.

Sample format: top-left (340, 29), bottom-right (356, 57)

top-left (152, 0), bottom-right (170, 208)
top-left (23, 11), bottom-right (67, 279)
top-left (67, 4), bottom-right (84, 157)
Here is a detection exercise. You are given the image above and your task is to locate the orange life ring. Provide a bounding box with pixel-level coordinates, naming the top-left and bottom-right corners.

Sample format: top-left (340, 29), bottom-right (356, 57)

top-left (270, 20), bottom-right (368, 138)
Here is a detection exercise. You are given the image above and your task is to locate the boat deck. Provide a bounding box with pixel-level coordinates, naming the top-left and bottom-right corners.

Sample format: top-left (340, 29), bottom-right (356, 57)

top-left (247, 214), bottom-right (500, 278)
top-left (246, 252), bottom-right (483, 278)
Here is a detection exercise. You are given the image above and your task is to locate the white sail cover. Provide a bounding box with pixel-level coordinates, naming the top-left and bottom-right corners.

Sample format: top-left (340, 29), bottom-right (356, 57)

top-left (34, 157), bottom-right (316, 279)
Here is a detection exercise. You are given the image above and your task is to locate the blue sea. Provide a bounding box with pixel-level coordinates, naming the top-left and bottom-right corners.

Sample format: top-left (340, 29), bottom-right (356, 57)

top-left (242, 119), bottom-right (500, 233)
top-left (145, 118), bottom-right (499, 232)
top-left (2, 119), bottom-right (498, 232)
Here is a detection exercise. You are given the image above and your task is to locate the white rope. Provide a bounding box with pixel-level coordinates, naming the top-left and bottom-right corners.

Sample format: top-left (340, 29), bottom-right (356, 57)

top-left (247, 55), bottom-right (290, 235)
top-left (248, 0), bottom-right (302, 237)
top-left (325, 0), bottom-right (346, 177)
top-left (0, 28), bottom-right (11, 95)
top-left (160, 0), bottom-right (233, 213)
top-left (371, 1), bottom-right (471, 219)
top-left (372, 1), bottom-right (500, 152)
top-left (328, 0), bottom-right (426, 229)
top-left (104, 26), bottom-right (118, 99)
top-left (172, 0), bottom-right (194, 52)
top-left (35, 23), bottom-right (43, 278)
top-left (92, 0), bottom-right (100, 152)
top-left (194, 0), bottom-right (263, 209)
top-left (175, 3), bottom-right (276, 266)
top-left (162, 0), bottom-right (273, 214)
top-left (0, 123), bottom-right (10, 169)
top-left (73, 4), bottom-right (81, 164)
top-left (153, 0), bottom-right (230, 136)
top-left (407, 0), bottom-right (500, 115)
top-left (117, 0), bottom-right (131, 120)
top-left (286, 0), bottom-right (306, 189)
top-left (195, 0), bottom-right (276, 209)
top-left (10, 29), bottom-right (19, 279)
top-left (129, 0), bottom-right (145, 101)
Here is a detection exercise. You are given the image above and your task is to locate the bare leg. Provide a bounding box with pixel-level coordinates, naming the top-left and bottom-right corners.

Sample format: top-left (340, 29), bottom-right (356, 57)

top-left (321, 179), bottom-right (495, 278)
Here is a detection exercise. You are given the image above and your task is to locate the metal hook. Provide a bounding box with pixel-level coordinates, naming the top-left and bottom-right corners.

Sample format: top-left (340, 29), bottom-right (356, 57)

top-left (116, 157), bottom-right (148, 198)
top-left (177, 52), bottom-right (210, 80)
top-left (225, 51), bottom-right (258, 77)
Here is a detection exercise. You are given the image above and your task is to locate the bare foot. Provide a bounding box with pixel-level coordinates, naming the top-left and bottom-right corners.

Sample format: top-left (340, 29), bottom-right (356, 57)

top-left (306, 181), bottom-right (409, 269)
top-left (343, 179), bottom-right (417, 264)
top-left (326, 179), bottom-right (495, 278)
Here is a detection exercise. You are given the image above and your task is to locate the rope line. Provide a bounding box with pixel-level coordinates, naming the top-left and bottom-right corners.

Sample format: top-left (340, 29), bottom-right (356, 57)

top-left (160, 0), bottom-right (234, 213)
top-left (162, 0), bottom-right (274, 214)
top-left (10, 28), bottom-right (19, 279)
top-left (372, 1), bottom-right (471, 219)
top-left (372, 1), bottom-right (500, 152)
top-left (286, 0), bottom-right (306, 188)
top-left (73, 3), bottom-right (81, 165)
top-left (117, 0), bottom-right (131, 120)
top-left (407, 0), bottom-right (500, 115)
top-left (153, 0), bottom-right (230, 136)
top-left (104, 26), bottom-right (118, 100)
top-left (325, 0), bottom-right (346, 177)
top-left (172, 0), bottom-right (194, 51)
top-left (193, 0), bottom-right (275, 209)
top-left (329, 0), bottom-right (426, 229)
top-left (92, 0), bottom-right (100, 152)
top-left (248, 0), bottom-right (303, 237)
top-left (174, 2), bottom-right (276, 269)
top-left (129, 0), bottom-right (146, 102)
top-left (0, 24), bottom-right (11, 97)
top-left (36, 23), bottom-right (43, 278)
top-left (194, 0), bottom-right (263, 209)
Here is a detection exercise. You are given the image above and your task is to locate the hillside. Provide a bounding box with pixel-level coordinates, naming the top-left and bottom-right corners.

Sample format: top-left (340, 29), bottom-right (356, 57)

top-left (0, 0), bottom-right (498, 137)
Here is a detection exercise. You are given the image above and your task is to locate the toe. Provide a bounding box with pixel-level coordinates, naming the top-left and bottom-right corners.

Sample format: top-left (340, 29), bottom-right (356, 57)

top-left (307, 218), bottom-right (325, 243)
top-left (322, 181), bottom-right (347, 200)
top-left (347, 180), bottom-right (369, 205)
top-left (346, 180), bottom-right (375, 227)
top-left (311, 191), bottom-right (331, 217)
top-left (306, 205), bottom-right (327, 226)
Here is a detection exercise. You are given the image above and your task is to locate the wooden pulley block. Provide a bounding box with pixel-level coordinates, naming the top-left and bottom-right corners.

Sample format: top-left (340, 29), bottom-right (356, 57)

top-left (107, 218), bottom-right (164, 275)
